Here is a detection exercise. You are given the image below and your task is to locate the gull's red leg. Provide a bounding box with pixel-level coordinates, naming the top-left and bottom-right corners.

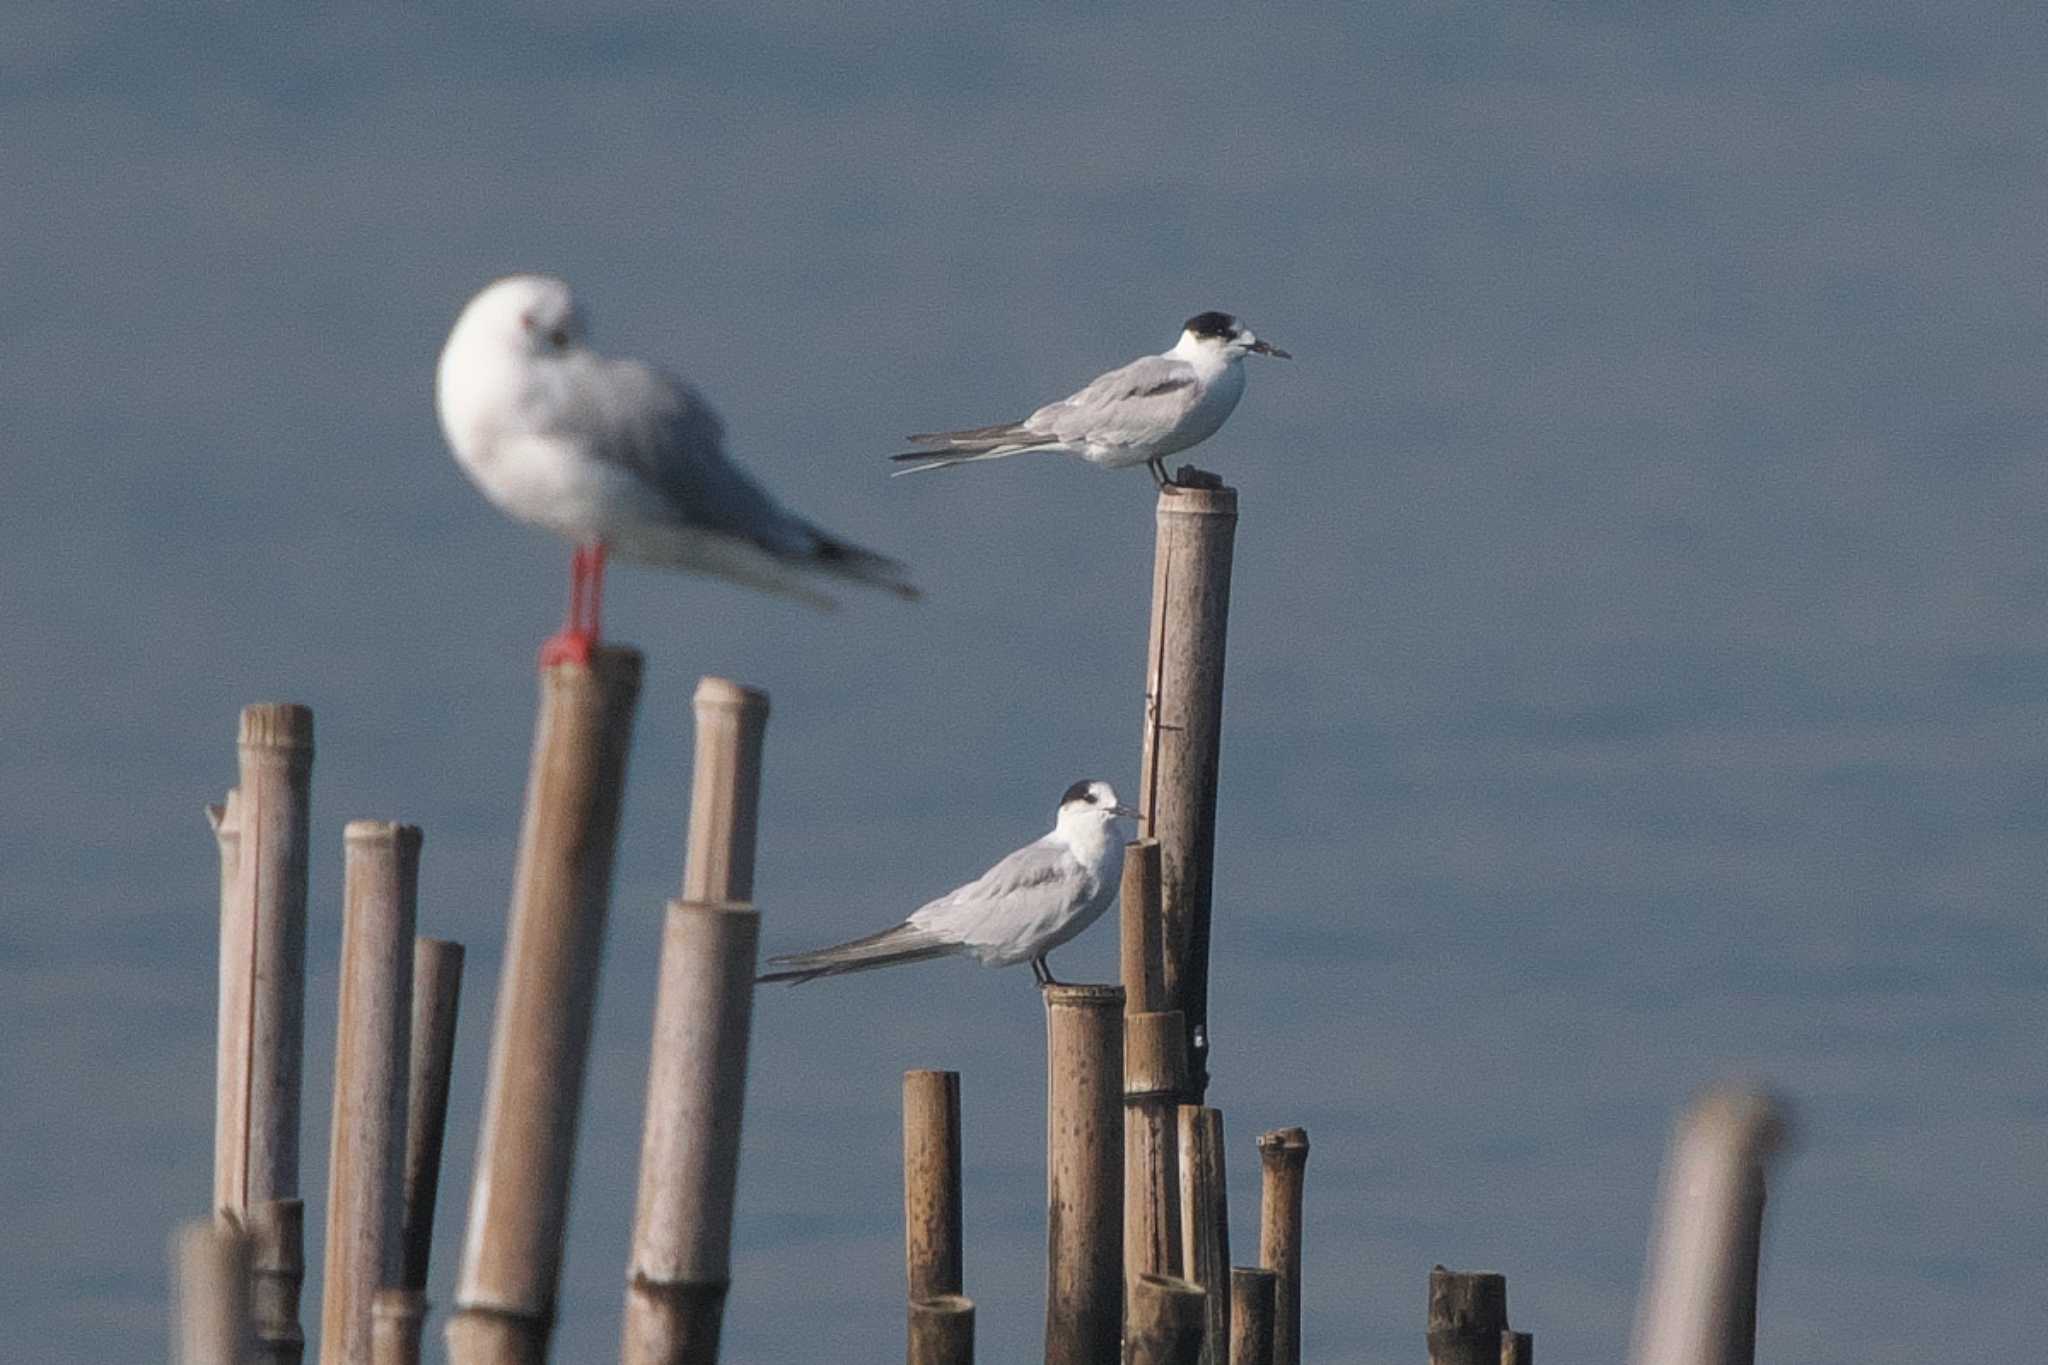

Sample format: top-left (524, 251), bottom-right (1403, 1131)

top-left (539, 544), bottom-right (598, 668)
top-left (586, 544), bottom-right (608, 643)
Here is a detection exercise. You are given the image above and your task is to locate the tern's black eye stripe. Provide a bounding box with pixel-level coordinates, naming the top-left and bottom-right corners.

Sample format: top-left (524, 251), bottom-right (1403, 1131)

top-left (1060, 780), bottom-right (1096, 805)
top-left (1135, 378), bottom-right (1195, 398)
top-left (1183, 310), bottom-right (1237, 338)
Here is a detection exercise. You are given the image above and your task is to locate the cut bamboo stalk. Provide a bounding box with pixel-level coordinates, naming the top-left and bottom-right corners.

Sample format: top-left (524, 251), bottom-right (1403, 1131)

top-left (904, 1069), bottom-right (964, 1303)
top-left (909, 1294), bottom-right (975, 1365)
top-left (322, 822), bottom-right (422, 1365)
top-left (622, 899), bottom-right (761, 1365)
top-left (236, 704), bottom-right (315, 1216)
top-left (1501, 1330), bottom-right (1534, 1364)
top-left (1628, 1086), bottom-right (1790, 1365)
top-left (1255, 1127), bottom-right (1308, 1365)
top-left (247, 1198), bottom-right (307, 1365)
top-left (1724, 1162), bottom-right (1766, 1365)
top-left (1178, 1106), bottom-right (1230, 1365)
top-left (1137, 483), bottom-right (1236, 1097)
top-left (1118, 838), bottom-right (1166, 1014)
top-left (174, 1217), bottom-right (253, 1365)
top-left (449, 649), bottom-right (643, 1364)
top-left (400, 938), bottom-right (466, 1295)
top-left (679, 677), bottom-right (770, 902)
top-left (1228, 1267), bottom-right (1276, 1365)
top-left (369, 1289), bottom-right (426, 1365)
top-left (209, 792), bottom-right (245, 1216)
top-left (1125, 1010), bottom-right (1187, 1300)
top-left (1042, 982), bottom-right (1124, 1365)
top-left (1127, 1273), bottom-right (1207, 1365)
top-left (1426, 1269), bottom-right (1507, 1365)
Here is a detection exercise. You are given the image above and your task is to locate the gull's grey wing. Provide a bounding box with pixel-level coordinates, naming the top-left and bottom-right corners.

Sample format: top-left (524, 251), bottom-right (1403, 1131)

top-left (909, 837), bottom-right (1084, 959)
top-left (1027, 353), bottom-right (1200, 449)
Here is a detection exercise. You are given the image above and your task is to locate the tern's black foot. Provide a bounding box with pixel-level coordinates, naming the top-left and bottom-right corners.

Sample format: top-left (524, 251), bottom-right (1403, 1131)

top-left (1031, 957), bottom-right (1062, 987)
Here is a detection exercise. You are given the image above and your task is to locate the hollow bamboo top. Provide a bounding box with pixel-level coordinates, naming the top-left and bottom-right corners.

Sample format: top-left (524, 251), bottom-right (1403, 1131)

top-left (1257, 1127), bottom-right (1310, 1157)
top-left (238, 702), bottom-right (314, 750)
top-left (693, 675), bottom-right (770, 712)
top-left (1154, 480), bottom-right (1238, 518)
top-left (541, 644), bottom-right (645, 687)
top-left (343, 819), bottom-right (423, 848)
top-left (911, 1293), bottom-right (974, 1315)
top-left (1041, 982), bottom-right (1126, 1009)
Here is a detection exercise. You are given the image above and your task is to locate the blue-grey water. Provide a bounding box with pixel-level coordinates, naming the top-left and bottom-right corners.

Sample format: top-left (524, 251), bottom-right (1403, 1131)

top-left (5, 6), bottom-right (2044, 1361)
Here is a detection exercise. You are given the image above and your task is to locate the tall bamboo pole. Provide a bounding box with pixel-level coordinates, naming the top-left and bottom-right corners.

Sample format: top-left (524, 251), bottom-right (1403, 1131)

top-left (1119, 839), bottom-right (1166, 1014)
top-left (621, 900), bottom-right (761, 1365)
top-left (449, 649), bottom-right (643, 1364)
top-left (1724, 1162), bottom-right (1766, 1365)
top-left (909, 1295), bottom-right (976, 1365)
top-left (370, 1289), bottom-right (426, 1365)
top-left (208, 792), bottom-right (244, 1215)
top-left (1426, 1269), bottom-right (1507, 1365)
top-left (1137, 482), bottom-right (1236, 1097)
top-left (1042, 983), bottom-right (1124, 1365)
top-left (1128, 1273), bottom-right (1207, 1365)
top-left (1628, 1086), bottom-right (1790, 1365)
top-left (321, 823), bottom-right (422, 1365)
top-left (1255, 1127), bottom-right (1308, 1365)
top-left (1124, 1011), bottom-right (1187, 1302)
top-left (1228, 1267), bottom-right (1276, 1365)
top-left (678, 678), bottom-right (770, 903)
top-left (401, 939), bottom-right (466, 1294)
top-left (1178, 1106), bottom-right (1230, 1365)
top-left (904, 1069), bottom-right (964, 1303)
top-left (248, 1199), bottom-right (307, 1365)
top-left (174, 1217), bottom-right (253, 1365)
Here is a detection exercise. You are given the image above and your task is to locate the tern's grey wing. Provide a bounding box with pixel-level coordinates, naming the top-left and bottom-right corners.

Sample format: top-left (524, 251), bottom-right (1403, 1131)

top-left (1028, 353), bottom-right (1200, 448)
top-left (909, 838), bottom-right (1082, 956)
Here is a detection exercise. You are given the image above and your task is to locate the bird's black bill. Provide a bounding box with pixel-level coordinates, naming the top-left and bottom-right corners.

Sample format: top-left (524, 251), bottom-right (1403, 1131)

top-left (1249, 339), bottom-right (1293, 359)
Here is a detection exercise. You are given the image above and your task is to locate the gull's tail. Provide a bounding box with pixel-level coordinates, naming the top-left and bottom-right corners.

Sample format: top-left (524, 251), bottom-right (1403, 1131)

top-left (756, 921), bottom-right (963, 984)
top-left (890, 422), bottom-right (1057, 477)
top-left (801, 528), bottom-right (922, 600)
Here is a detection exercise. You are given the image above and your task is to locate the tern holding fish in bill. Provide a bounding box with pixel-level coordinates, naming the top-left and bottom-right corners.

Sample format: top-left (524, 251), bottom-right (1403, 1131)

top-left (891, 311), bottom-right (1291, 488)
top-left (436, 274), bottom-right (918, 666)
top-left (758, 780), bottom-right (1138, 987)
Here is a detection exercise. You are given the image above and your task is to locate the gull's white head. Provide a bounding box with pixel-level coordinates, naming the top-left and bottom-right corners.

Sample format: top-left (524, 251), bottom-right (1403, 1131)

top-left (1055, 779), bottom-right (1140, 834)
top-left (448, 274), bottom-right (588, 361)
top-left (1174, 310), bottom-right (1292, 362)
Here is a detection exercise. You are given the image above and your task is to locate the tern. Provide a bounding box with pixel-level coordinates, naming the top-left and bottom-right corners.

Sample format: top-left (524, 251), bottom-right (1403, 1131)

top-left (436, 274), bottom-right (918, 666)
top-left (891, 311), bottom-right (1290, 488)
top-left (758, 780), bottom-right (1137, 987)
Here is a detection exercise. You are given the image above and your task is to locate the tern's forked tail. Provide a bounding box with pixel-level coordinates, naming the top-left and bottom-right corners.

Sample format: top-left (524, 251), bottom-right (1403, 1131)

top-left (756, 920), bottom-right (961, 984)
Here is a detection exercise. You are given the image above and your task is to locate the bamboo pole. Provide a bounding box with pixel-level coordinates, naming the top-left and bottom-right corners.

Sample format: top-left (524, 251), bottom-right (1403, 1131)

top-left (904, 1069), bottom-right (964, 1303)
top-left (400, 938), bottom-right (466, 1296)
top-left (909, 1295), bottom-right (976, 1365)
top-left (679, 677), bottom-right (770, 902)
top-left (369, 1289), bottom-right (427, 1365)
top-left (1124, 1011), bottom-right (1187, 1302)
top-left (174, 1217), bottom-right (253, 1365)
top-left (209, 792), bottom-right (245, 1216)
top-left (1501, 1330), bottom-right (1534, 1364)
top-left (322, 822), bottom-right (422, 1365)
top-left (1628, 1086), bottom-right (1790, 1365)
top-left (1426, 1269), bottom-right (1507, 1365)
top-left (1042, 983), bottom-right (1124, 1365)
top-left (1228, 1267), bottom-right (1276, 1365)
top-left (1137, 482), bottom-right (1236, 1097)
top-left (621, 900), bottom-right (761, 1365)
top-left (1178, 1106), bottom-right (1230, 1365)
top-left (248, 1199), bottom-right (307, 1365)
top-left (1119, 839), bottom-right (1166, 1014)
top-left (1128, 1273), bottom-right (1207, 1365)
top-left (1255, 1127), bottom-right (1308, 1365)
top-left (449, 649), bottom-right (643, 1364)
top-left (1724, 1162), bottom-right (1766, 1365)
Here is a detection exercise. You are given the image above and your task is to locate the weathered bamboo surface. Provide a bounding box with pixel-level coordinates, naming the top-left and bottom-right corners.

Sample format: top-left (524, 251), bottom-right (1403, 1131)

top-left (208, 792), bottom-right (244, 1215)
top-left (368, 1288), bottom-right (426, 1365)
top-left (1128, 1273), bottom-right (1208, 1365)
top-left (622, 899), bottom-right (761, 1365)
top-left (1178, 1106), bottom-right (1230, 1365)
top-left (1426, 1268), bottom-right (1507, 1365)
top-left (248, 1198), bottom-right (307, 1365)
top-left (1228, 1267), bottom-right (1277, 1365)
top-left (174, 1217), bottom-right (253, 1365)
top-left (449, 649), bottom-right (642, 1363)
top-left (1118, 838), bottom-right (1166, 1014)
top-left (905, 1069), bottom-right (965, 1303)
top-left (321, 822), bottom-right (422, 1365)
top-left (1255, 1127), bottom-right (1308, 1365)
top-left (1629, 1086), bottom-right (1790, 1365)
top-left (1042, 983), bottom-right (1124, 1365)
top-left (1501, 1329), bottom-right (1534, 1364)
top-left (1137, 482), bottom-right (1237, 1097)
top-left (1125, 1010), bottom-right (1188, 1302)
top-left (400, 938), bottom-right (465, 1295)
top-left (910, 1294), bottom-right (976, 1365)
top-left (679, 677), bottom-right (769, 903)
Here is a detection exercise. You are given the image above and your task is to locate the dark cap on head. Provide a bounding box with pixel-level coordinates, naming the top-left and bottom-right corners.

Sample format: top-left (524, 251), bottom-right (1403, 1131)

top-left (1060, 779), bottom-right (1098, 806)
top-left (1183, 311), bottom-right (1238, 339)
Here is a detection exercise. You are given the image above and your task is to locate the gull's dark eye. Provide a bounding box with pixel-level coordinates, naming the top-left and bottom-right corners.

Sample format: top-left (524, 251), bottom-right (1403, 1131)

top-left (548, 328), bottom-right (569, 348)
